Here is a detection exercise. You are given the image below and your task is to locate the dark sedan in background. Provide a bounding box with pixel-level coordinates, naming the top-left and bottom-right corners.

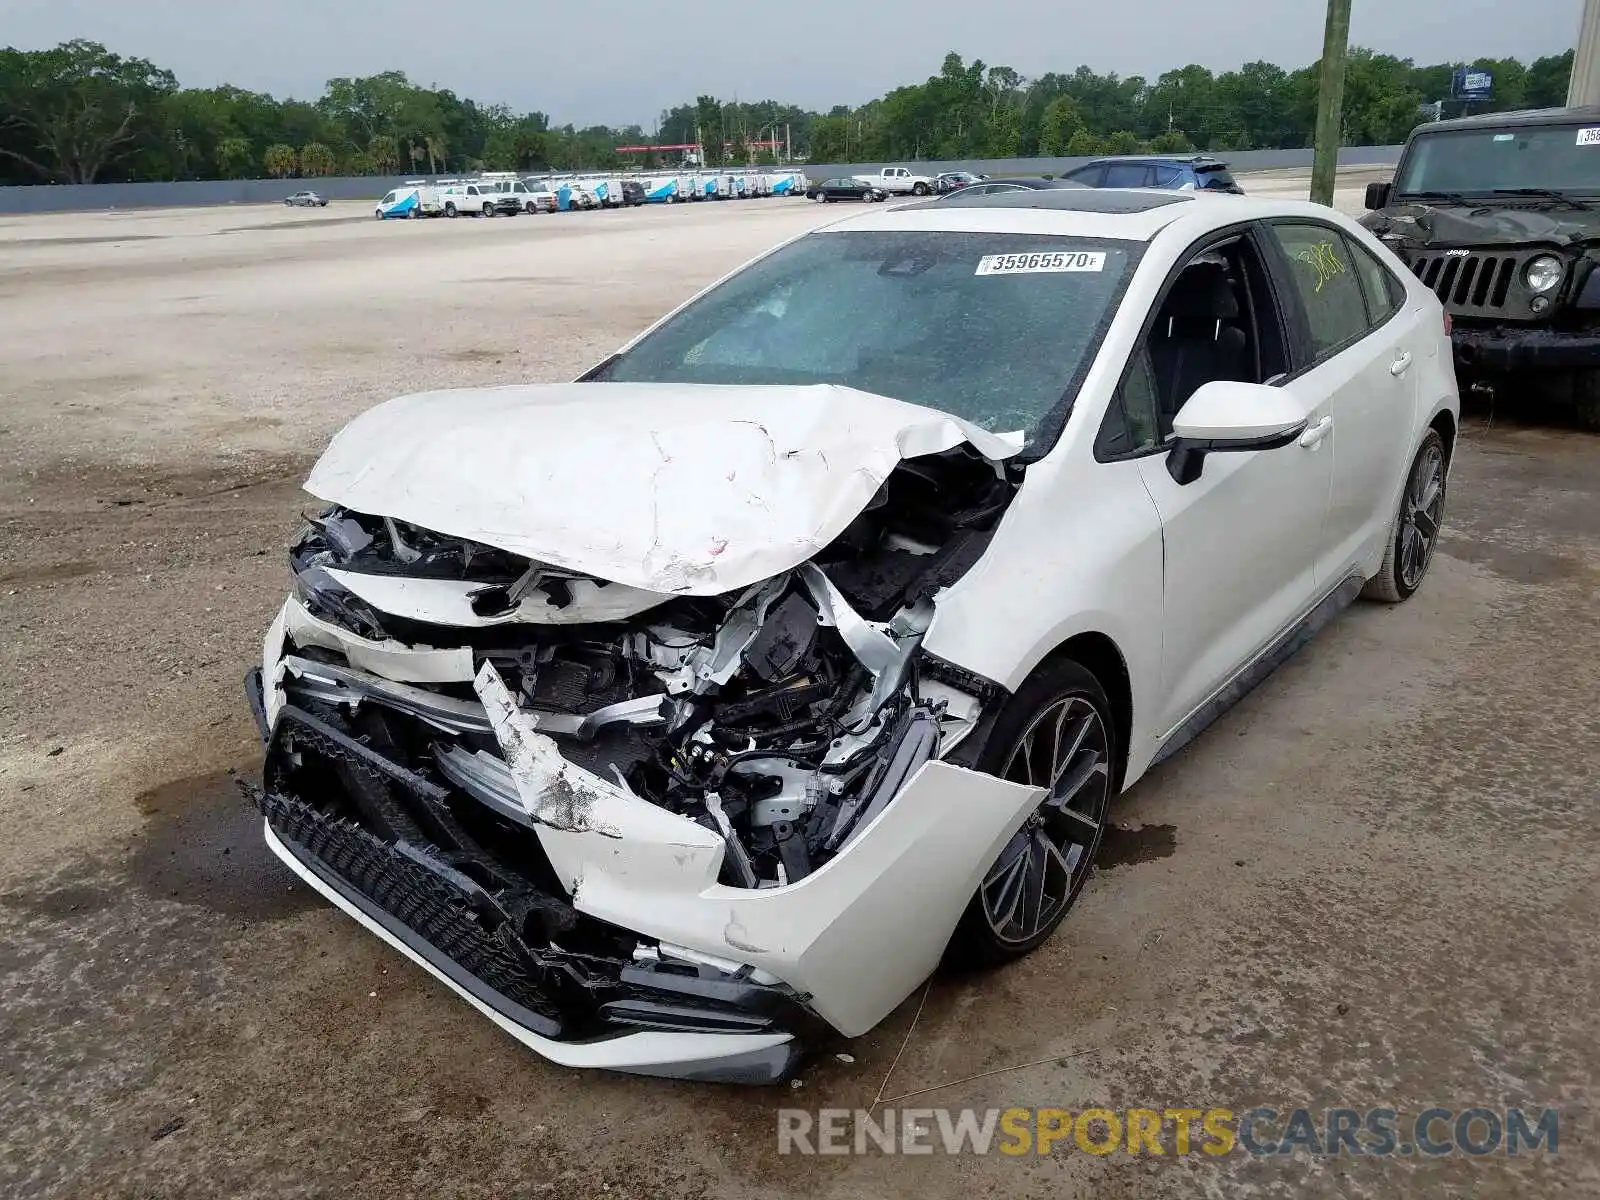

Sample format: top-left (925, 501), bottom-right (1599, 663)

top-left (804, 178), bottom-right (888, 203)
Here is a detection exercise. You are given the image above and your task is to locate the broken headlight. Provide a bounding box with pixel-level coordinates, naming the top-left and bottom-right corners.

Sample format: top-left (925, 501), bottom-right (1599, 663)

top-left (292, 563), bottom-right (389, 641)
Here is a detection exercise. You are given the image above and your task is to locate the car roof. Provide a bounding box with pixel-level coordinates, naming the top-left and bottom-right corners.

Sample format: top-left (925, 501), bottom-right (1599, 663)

top-left (925, 187), bottom-right (1189, 213)
top-left (1412, 104), bottom-right (1600, 134)
top-left (970, 176), bottom-right (1084, 188)
top-left (1077, 154), bottom-right (1230, 168)
top-left (817, 192), bottom-right (1349, 244)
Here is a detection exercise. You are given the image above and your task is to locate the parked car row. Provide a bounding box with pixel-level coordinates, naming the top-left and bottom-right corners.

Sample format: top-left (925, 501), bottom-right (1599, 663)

top-left (372, 169), bottom-right (811, 219)
top-left (349, 157), bottom-right (1247, 222)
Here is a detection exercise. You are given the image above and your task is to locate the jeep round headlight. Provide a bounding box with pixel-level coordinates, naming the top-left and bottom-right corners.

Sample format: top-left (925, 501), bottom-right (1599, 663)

top-left (1525, 254), bottom-right (1565, 294)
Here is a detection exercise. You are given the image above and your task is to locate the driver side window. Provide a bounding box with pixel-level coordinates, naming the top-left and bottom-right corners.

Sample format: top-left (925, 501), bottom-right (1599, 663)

top-left (1096, 231), bottom-right (1290, 459)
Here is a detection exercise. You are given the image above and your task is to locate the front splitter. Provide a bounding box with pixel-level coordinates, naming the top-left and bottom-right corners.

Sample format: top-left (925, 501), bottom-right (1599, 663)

top-left (262, 819), bottom-right (802, 1084)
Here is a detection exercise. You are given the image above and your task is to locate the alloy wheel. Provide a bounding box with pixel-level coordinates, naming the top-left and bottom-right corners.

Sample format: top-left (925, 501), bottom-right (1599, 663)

top-left (980, 696), bottom-right (1111, 945)
top-left (1399, 440), bottom-right (1445, 590)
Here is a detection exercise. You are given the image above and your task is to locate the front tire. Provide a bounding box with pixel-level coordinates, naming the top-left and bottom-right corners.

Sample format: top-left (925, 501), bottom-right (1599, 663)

top-left (1363, 429), bottom-right (1447, 603)
top-left (912, 182), bottom-right (930, 195)
top-left (945, 659), bottom-right (1116, 968)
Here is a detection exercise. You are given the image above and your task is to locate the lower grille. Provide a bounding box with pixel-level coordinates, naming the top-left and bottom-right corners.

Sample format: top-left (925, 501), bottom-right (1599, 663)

top-left (242, 700), bottom-right (827, 1062)
top-left (245, 783), bottom-right (569, 1032)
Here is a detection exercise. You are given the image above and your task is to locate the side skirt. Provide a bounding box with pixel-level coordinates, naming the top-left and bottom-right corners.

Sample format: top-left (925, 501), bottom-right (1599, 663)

top-left (1149, 573), bottom-right (1366, 770)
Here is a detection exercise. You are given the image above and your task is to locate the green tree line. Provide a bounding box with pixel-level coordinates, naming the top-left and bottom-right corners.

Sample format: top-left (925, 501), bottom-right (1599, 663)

top-left (0, 38), bottom-right (1575, 185)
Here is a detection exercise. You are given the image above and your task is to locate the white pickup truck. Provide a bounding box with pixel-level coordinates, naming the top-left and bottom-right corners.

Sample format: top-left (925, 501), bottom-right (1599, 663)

top-left (850, 166), bottom-right (936, 196)
top-left (438, 181), bottom-right (500, 218)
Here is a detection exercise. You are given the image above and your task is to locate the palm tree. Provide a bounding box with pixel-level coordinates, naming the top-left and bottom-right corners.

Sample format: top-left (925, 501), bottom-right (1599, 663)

top-left (368, 135), bottom-right (400, 174)
top-left (425, 133), bottom-right (446, 175)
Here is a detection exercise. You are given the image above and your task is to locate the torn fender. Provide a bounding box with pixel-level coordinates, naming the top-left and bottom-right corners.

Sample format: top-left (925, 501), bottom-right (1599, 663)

top-left (303, 382), bottom-right (1021, 597)
top-left (552, 758), bottom-right (1043, 1037)
top-left (471, 659), bottom-right (1043, 1036)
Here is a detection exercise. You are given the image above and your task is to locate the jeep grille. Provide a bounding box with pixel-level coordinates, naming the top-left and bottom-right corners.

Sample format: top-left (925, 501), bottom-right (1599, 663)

top-left (1403, 250), bottom-right (1529, 317)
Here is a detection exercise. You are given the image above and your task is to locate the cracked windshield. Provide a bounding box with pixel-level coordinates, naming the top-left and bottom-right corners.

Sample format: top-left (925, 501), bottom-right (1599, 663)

top-left (601, 230), bottom-right (1139, 448)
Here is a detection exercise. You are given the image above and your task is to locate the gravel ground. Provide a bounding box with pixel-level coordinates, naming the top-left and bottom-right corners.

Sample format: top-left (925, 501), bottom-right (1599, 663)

top-left (1, 172), bottom-right (1596, 1199)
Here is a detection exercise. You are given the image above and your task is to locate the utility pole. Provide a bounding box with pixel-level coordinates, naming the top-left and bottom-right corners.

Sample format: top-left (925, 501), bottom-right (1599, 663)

top-left (1570, 0), bottom-right (1600, 107)
top-left (1310, 0), bottom-right (1352, 207)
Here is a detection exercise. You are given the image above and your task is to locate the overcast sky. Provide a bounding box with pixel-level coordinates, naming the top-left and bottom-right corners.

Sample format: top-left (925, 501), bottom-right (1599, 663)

top-left (7, 0), bottom-right (1584, 128)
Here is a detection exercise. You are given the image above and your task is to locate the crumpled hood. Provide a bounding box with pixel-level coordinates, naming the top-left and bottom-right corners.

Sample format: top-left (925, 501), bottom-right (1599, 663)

top-left (1363, 201), bottom-right (1600, 248)
top-left (304, 381), bottom-right (1021, 596)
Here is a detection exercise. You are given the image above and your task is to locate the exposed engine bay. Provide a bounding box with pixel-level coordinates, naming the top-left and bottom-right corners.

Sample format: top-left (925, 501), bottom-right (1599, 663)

top-left (276, 443), bottom-right (1017, 890)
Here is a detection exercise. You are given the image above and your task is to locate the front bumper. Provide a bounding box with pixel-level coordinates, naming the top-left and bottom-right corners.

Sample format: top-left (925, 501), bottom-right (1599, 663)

top-left (1453, 324), bottom-right (1600, 373)
top-left (243, 689), bottom-right (812, 1082)
top-left (247, 597), bottom-right (1044, 1081)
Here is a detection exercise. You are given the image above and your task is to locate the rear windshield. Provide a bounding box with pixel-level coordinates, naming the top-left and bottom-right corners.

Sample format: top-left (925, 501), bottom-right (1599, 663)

top-left (598, 230), bottom-right (1141, 451)
top-left (1196, 165), bottom-right (1237, 189)
top-left (1395, 123), bottom-right (1600, 196)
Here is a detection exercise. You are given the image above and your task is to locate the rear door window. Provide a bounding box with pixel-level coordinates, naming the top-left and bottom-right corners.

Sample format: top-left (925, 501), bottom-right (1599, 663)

top-left (1105, 163), bottom-right (1154, 187)
top-left (1265, 222), bottom-right (1373, 360)
top-left (1066, 165), bottom-right (1105, 187)
top-left (1348, 238), bottom-right (1407, 325)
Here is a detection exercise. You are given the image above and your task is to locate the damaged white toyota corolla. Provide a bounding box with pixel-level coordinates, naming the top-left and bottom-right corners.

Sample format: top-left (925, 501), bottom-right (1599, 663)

top-left (243, 189), bottom-right (1459, 1083)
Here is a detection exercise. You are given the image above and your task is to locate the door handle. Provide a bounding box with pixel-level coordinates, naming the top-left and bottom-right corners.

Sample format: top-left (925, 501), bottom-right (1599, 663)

top-left (1299, 415), bottom-right (1333, 449)
top-left (1390, 351), bottom-right (1413, 377)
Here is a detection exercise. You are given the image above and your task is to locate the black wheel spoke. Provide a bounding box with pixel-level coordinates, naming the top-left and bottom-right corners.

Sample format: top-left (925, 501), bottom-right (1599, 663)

top-left (983, 694), bottom-right (1112, 945)
top-left (1398, 446), bottom-right (1445, 591)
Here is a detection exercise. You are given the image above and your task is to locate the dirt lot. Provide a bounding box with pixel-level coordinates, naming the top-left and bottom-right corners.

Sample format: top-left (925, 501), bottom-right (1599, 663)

top-left (2, 174), bottom-right (1596, 1199)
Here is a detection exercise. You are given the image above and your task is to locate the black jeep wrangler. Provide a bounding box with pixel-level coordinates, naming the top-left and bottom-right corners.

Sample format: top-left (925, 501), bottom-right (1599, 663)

top-left (1362, 105), bottom-right (1600, 428)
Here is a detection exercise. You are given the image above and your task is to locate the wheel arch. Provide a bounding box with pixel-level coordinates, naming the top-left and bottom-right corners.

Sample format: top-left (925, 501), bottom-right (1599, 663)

top-left (941, 630), bottom-right (1134, 791)
top-left (1428, 407), bottom-right (1457, 464)
top-left (1041, 633), bottom-right (1132, 788)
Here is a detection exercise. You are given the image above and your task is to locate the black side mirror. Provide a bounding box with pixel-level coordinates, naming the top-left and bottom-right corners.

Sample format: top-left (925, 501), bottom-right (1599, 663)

top-left (1364, 181), bottom-right (1392, 211)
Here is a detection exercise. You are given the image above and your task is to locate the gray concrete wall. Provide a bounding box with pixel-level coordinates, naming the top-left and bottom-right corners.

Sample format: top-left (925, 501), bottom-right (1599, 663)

top-left (0, 174), bottom-right (421, 215)
top-left (0, 146), bottom-right (1404, 214)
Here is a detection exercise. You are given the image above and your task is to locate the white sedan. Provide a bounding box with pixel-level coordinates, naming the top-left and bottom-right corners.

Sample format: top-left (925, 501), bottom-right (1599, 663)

top-left (243, 188), bottom-right (1458, 1084)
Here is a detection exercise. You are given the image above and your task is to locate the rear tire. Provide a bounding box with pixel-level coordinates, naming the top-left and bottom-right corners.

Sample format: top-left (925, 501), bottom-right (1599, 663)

top-left (1363, 429), bottom-right (1448, 604)
top-left (445, 203), bottom-right (458, 218)
top-left (944, 659), bottom-right (1117, 969)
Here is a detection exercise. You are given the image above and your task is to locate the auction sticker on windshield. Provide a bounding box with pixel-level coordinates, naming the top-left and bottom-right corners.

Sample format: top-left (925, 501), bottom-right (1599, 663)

top-left (976, 251), bottom-right (1107, 276)
top-left (1577, 127), bottom-right (1600, 146)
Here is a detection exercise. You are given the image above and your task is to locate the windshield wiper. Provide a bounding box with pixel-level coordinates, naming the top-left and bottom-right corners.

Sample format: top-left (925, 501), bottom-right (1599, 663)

top-left (1399, 189), bottom-right (1482, 207)
top-left (1491, 188), bottom-right (1595, 211)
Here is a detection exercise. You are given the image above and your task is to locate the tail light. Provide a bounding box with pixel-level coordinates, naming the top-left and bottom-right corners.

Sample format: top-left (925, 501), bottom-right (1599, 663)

top-left (1442, 311), bottom-right (1453, 336)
